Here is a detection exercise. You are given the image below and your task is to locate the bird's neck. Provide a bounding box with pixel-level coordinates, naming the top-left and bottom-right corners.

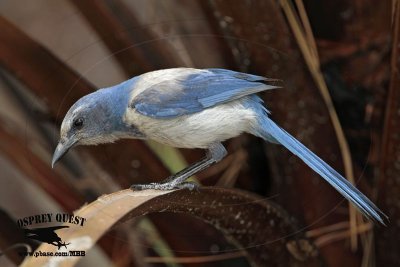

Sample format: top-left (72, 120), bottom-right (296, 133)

top-left (103, 78), bottom-right (145, 139)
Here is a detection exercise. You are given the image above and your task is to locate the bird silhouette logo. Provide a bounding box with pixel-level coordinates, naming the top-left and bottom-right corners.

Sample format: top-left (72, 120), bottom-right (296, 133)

top-left (23, 226), bottom-right (70, 250)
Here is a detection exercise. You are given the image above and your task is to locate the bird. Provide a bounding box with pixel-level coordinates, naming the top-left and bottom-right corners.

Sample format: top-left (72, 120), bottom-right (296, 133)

top-left (52, 68), bottom-right (387, 225)
top-left (24, 226), bottom-right (70, 250)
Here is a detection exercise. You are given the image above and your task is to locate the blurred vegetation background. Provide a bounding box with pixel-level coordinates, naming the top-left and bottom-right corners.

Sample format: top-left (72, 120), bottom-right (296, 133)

top-left (0, 0), bottom-right (398, 266)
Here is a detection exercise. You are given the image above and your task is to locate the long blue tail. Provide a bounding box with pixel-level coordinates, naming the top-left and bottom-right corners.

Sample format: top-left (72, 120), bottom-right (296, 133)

top-left (256, 116), bottom-right (388, 225)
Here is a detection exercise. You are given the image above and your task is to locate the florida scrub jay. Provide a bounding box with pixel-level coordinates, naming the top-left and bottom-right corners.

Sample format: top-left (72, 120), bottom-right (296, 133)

top-left (52, 68), bottom-right (387, 224)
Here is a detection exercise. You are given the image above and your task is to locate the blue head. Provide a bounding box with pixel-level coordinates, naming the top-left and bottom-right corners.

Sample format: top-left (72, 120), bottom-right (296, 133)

top-left (52, 79), bottom-right (138, 167)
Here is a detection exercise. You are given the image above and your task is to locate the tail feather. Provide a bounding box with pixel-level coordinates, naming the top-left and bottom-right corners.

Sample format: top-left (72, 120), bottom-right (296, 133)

top-left (257, 117), bottom-right (388, 225)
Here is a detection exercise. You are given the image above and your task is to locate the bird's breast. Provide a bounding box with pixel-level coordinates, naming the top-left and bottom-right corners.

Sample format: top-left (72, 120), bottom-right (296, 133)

top-left (123, 99), bottom-right (259, 149)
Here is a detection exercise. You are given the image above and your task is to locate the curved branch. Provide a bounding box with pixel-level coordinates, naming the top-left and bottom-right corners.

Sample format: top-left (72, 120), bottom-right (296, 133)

top-left (21, 187), bottom-right (321, 267)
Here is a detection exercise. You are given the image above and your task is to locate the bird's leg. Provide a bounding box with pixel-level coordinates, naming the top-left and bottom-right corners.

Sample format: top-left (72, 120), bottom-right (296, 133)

top-left (131, 143), bottom-right (227, 191)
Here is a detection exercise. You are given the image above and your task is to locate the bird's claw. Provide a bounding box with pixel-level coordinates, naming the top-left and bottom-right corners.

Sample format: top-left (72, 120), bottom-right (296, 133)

top-left (130, 184), bottom-right (147, 191)
top-left (130, 181), bottom-right (199, 191)
top-left (175, 181), bottom-right (199, 191)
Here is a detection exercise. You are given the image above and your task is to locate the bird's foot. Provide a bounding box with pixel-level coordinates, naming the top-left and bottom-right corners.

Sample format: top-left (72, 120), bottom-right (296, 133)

top-left (130, 181), bottom-right (199, 191)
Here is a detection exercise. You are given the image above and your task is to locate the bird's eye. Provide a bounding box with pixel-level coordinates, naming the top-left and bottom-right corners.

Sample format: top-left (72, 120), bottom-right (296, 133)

top-left (73, 117), bottom-right (84, 129)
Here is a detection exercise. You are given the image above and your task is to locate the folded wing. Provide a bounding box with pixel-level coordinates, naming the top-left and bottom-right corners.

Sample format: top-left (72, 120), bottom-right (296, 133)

top-left (131, 68), bottom-right (280, 118)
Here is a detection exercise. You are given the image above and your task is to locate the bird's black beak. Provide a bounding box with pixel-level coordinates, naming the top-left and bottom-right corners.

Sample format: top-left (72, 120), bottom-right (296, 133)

top-left (52, 137), bottom-right (78, 168)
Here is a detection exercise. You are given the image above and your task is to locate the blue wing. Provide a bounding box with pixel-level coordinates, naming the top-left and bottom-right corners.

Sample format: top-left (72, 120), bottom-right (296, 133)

top-left (130, 68), bottom-right (280, 118)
